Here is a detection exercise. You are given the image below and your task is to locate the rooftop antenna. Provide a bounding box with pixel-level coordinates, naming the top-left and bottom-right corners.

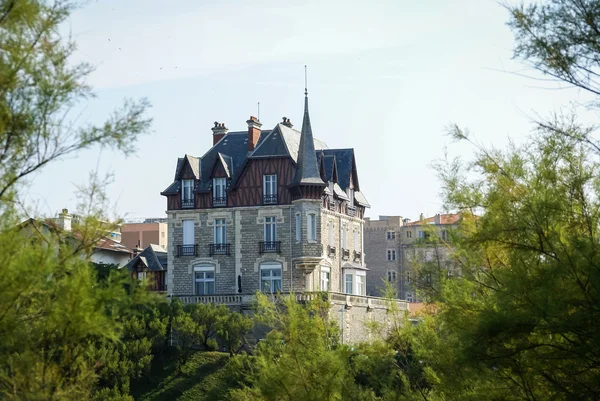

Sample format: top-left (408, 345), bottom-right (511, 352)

top-left (257, 102), bottom-right (260, 121)
top-left (304, 65), bottom-right (308, 96)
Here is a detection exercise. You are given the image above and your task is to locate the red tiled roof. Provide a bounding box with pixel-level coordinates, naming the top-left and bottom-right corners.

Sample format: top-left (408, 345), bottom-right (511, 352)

top-left (94, 237), bottom-right (133, 254)
top-left (406, 213), bottom-right (461, 226)
top-left (408, 302), bottom-right (437, 317)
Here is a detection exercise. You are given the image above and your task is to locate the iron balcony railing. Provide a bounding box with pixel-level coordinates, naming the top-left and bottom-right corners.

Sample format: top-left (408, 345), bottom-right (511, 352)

top-left (354, 250), bottom-right (362, 262)
top-left (347, 205), bottom-right (356, 217)
top-left (212, 197), bottom-right (227, 207)
top-left (263, 194), bottom-right (278, 205)
top-left (327, 245), bottom-right (336, 257)
top-left (341, 248), bottom-right (350, 260)
top-left (259, 241), bottom-right (281, 254)
top-left (181, 198), bottom-right (194, 209)
top-left (328, 198), bottom-right (336, 211)
top-left (177, 244), bottom-right (198, 257)
top-left (209, 243), bottom-right (231, 256)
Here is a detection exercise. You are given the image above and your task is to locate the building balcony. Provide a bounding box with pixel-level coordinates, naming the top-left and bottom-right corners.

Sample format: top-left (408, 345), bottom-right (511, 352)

top-left (353, 250), bottom-right (362, 262)
top-left (263, 194), bottom-right (278, 205)
top-left (176, 244), bottom-right (198, 257)
top-left (181, 198), bottom-right (194, 209)
top-left (347, 205), bottom-right (356, 217)
top-left (327, 245), bottom-right (336, 257)
top-left (259, 241), bottom-right (281, 254)
top-left (209, 243), bottom-right (231, 256)
top-left (212, 197), bottom-right (227, 207)
top-left (341, 248), bottom-right (350, 260)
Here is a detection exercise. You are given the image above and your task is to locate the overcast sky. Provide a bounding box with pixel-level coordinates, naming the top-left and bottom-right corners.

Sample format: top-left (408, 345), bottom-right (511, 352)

top-left (26, 0), bottom-right (592, 221)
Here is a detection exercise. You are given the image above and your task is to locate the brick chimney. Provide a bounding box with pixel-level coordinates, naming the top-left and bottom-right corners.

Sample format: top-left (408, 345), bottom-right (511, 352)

top-left (211, 121), bottom-right (228, 145)
top-left (246, 116), bottom-right (262, 151)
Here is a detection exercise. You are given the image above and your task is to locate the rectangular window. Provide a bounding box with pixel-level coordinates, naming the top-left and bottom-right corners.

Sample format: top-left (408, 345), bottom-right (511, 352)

top-left (406, 271), bottom-right (411, 283)
top-left (213, 177), bottom-right (226, 206)
top-left (321, 268), bottom-right (330, 291)
top-left (263, 174), bottom-right (277, 204)
top-left (183, 220), bottom-right (194, 245)
top-left (388, 271), bottom-right (396, 282)
top-left (387, 249), bottom-right (396, 261)
top-left (182, 179), bottom-right (194, 201)
top-left (295, 213), bottom-right (301, 242)
top-left (356, 274), bottom-right (365, 296)
top-left (214, 218), bottom-right (226, 244)
top-left (347, 188), bottom-right (354, 207)
top-left (328, 223), bottom-right (334, 247)
top-left (345, 273), bottom-right (353, 294)
top-left (264, 216), bottom-right (277, 242)
top-left (308, 214), bottom-right (317, 241)
top-left (441, 230), bottom-right (448, 241)
top-left (406, 230), bottom-right (412, 238)
top-left (195, 270), bottom-right (215, 295)
top-left (137, 271), bottom-right (146, 281)
top-left (342, 224), bottom-right (347, 249)
top-left (406, 292), bottom-right (414, 302)
top-left (387, 231), bottom-right (396, 240)
top-left (261, 265), bottom-right (282, 293)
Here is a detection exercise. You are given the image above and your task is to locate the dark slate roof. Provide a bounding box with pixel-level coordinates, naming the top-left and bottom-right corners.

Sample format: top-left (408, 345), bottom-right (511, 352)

top-left (320, 149), bottom-right (357, 190)
top-left (251, 123), bottom-right (327, 161)
top-left (321, 154), bottom-right (337, 182)
top-left (124, 244), bottom-right (167, 272)
top-left (291, 95), bottom-right (325, 186)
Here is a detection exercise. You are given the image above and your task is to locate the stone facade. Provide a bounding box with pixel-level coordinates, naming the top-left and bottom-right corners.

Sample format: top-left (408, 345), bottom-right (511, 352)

top-left (364, 214), bottom-right (460, 301)
top-left (167, 203), bottom-right (366, 297)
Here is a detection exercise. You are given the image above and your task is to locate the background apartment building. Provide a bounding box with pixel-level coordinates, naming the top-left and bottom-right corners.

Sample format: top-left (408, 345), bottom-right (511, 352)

top-left (365, 213), bottom-right (460, 301)
top-left (122, 218), bottom-right (168, 250)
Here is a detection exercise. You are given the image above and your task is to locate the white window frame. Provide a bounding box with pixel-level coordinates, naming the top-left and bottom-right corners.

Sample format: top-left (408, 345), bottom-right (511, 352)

top-left (182, 220), bottom-right (194, 245)
top-left (213, 177), bottom-right (226, 199)
top-left (260, 263), bottom-right (282, 293)
top-left (345, 273), bottom-right (353, 294)
top-left (307, 213), bottom-right (317, 241)
top-left (137, 271), bottom-right (146, 281)
top-left (406, 230), bottom-right (412, 238)
top-left (387, 231), bottom-right (396, 240)
top-left (387, 249), bottom-right (396, 261)
top-left (214, 218), bottom-right (226, 245)
top-left (320, 267), bottom-right (330, 291)
top-left (194, 265), bottom-right (215, 295)
top-left (295, 213), bottom-right (301, 243)
top-left (356, 273), bottom-right (366, 296)
top-left (182, 179), bottom-right (194, 201)
top-left (264, 216), bottom-right (277, 242)
top-left (263, 174), bottom-right (277, 196)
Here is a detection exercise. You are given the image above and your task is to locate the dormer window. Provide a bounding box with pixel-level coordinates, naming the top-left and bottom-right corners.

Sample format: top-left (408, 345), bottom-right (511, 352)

top-left (182, 180), bottom-right (194, 208)
top-left (347, 188), bottom-right (355, 207)
top-left (263, 174), bottom-right (277, 204)
top-left (213, 177), bottom-right (226, 207)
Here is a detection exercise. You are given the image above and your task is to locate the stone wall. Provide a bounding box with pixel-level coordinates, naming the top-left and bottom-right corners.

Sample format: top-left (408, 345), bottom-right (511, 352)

top-left (168, 203), bottom-right (367, 297)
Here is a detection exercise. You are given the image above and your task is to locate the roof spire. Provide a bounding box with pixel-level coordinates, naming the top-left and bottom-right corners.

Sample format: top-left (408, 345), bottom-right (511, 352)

top-left (304, 65), bottom-right (308, 96)
top-left (290, 66), bottom-right (325, 189)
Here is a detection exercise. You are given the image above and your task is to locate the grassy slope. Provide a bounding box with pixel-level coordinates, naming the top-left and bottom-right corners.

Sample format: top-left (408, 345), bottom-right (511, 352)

top-left (130, 349), bottom-right (233, 401)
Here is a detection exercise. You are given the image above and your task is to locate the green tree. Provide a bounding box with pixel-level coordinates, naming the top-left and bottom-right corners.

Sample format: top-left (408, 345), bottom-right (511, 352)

top-left (425, 125), bottom-right (600, 400)
top-left (217, 311), bottom-right (253, 356)
top-left (0, 0), bottom-right (151, 399)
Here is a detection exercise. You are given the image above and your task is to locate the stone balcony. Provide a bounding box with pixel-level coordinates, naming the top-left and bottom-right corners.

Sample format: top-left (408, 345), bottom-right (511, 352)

top-left (173, 291), bottom-right (409, 344)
